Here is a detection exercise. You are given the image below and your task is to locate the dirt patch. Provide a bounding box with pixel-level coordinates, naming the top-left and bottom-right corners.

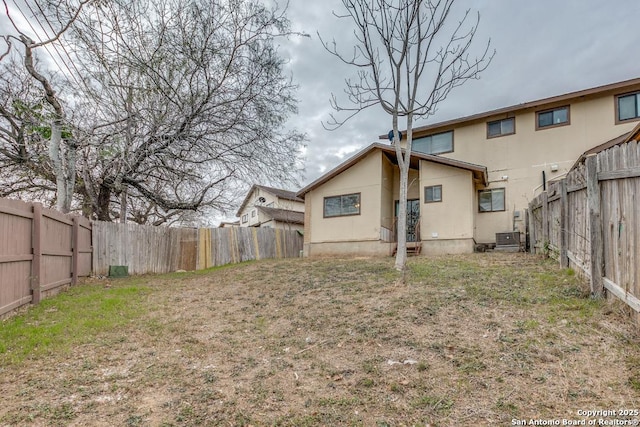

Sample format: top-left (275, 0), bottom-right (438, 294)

top-left (1, 253), bottom-right (639, 426)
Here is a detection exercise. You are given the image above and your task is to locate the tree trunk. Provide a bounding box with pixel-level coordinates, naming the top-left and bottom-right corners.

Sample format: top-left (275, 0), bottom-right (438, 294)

top-left (48, 120), bottom-right (68, 212)
top-left (395, 159), bottom-right (408, 271)
top-left (96, 185), bottom-right (112, 221)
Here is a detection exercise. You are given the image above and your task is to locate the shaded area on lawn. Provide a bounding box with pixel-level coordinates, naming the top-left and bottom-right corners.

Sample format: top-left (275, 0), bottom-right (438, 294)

top-left (1, 253), bottom-right (638, 426)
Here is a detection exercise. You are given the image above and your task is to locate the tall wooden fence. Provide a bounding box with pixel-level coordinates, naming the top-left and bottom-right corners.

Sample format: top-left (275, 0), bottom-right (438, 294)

top-left (529, 140), bottom-right (640, 318)
top-left (197, 227), bottom-right (303, 269)
top-left (92, 222), bottom-right (303, 275)
top-left (0, 198), bottom-right (92, 317)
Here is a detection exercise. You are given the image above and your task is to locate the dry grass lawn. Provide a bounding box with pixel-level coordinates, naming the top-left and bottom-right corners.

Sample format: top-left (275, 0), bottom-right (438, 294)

top-left (1, 253), bottom-right (639, 426)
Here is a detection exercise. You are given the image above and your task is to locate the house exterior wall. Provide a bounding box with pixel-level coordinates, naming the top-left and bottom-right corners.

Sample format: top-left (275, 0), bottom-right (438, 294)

top-left (381, 155), bottom-right (395, 234)
top-left (304, 150), bottom-right (479, 256)
top-left (306, 150), bottom-right (384, 253)
top-left (418, 91), bottom-right (640, 243)
top-left (419, 161), bottom-right (475, 254)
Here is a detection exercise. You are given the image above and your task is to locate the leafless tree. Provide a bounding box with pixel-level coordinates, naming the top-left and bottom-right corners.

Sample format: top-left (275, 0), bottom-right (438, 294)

top-left (67, 0), bottom-right (305, 223)
top-left (1, 0), bottom-right (91, 213)
top-left (321, 0), bottom-right (493, 272)
top-left (0, 0), bottom-right (305, 224)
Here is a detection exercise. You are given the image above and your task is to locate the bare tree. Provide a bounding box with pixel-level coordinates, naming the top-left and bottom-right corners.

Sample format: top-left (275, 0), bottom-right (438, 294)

top-left (1, 0), bottom-right (91, 213)
top-left (0, 0), bottom-right (305, 224)
top-left (67, 0), bottom-right (305, 223)
top-left (322, 0), bottom-right (493, 272)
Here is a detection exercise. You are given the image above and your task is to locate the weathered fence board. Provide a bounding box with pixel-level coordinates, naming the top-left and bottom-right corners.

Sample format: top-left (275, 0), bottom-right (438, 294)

top-left (94, 223), bottom-right (303, 276)
top-left (0, 198), bottom-right (92, 317)
top-left (92, 222), bottom-right (198, 275)
top-left (196, 227), bottom-right (302, 271)
top-left (529, 138), bottom-right (640, 321)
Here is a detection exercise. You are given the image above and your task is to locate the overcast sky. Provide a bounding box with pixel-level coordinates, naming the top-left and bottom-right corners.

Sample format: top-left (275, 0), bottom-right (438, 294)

top-left (3, 0), bottom-right (640, 223)
top-left (280, 0), bottom-right (640, 187)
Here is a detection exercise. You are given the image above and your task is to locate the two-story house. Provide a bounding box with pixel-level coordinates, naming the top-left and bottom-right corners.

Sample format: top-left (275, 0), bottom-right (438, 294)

top-left (236, 185), bottom-right (305, 232)
top-left (297, 77), bottom-right (640, 256)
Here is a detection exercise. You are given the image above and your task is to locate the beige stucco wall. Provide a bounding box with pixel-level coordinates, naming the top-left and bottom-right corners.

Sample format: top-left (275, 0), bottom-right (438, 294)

top-left (419, 161), bottom-right (475, 242)
top-left (392, 168), bottom-right (420, 201)
top-left (433, 94), bottom-right (640, 243)
top-left (307, 150), bottom-right (383, 244)
top-left (306, 241), bottom-right (393, 257)
top-left (381, 155), bottom-right (395, 233)
top-left (305, 150), bottom-right (480, 256)
top-left (420, 238), bottom-right (476, 255)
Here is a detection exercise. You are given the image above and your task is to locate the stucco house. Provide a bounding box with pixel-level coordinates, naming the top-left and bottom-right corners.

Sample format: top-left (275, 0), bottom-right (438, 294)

top-left (298, 77), bottom-right (640, 256)
top-left (236, 184), bottom-right (305, 232)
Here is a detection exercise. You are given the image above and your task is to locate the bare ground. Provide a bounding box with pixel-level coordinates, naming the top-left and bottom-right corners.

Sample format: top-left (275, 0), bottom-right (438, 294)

top-left (1, 253), bottom-right (639, 426)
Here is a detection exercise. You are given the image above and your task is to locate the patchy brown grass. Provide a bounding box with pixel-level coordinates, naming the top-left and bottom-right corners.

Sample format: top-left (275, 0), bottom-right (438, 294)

top-left (0, 253), bottom-right (639, 426)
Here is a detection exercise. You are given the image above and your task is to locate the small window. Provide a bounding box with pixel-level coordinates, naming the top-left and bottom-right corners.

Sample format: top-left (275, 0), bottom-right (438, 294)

top-left (478, 188), bottom-right (505, 212)
top-left (487, 118), bottom-right (515, 138)
top-left (251, 210), bottom-right (256, 218)
top-left (324, 193), bottom-right (361, 218)
top-left (616, 92), bottom-right (640, 122)
top-left (536, 106), bottom-right (569, 130)
top-left (413, 130), bottom-right (453, 155)
top-left (241, 214), bottom-right (248, 223)
top-left (424, 185), bottom-right (442, 203)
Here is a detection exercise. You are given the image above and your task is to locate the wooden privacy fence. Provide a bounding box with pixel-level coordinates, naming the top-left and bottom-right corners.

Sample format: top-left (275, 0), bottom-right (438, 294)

top-left (529, 140), bottom-right (640, 318)
top-left (197, 227), bottom-right (303, 269)
top-left (0, 198), bottom-right (92, 317)
top-left (92, 222), bottom-right (303, 275)
top-left (92, 222), bottom-right (198, 275)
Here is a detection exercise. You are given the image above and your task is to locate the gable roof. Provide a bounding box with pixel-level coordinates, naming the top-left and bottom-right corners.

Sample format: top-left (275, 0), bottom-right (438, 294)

top-left (297, 143), bottom-right (487, 197)
top-left (256, 206), bottom-right (304, 225)
top-left (378, 77), bottom-right (640, 139)
top-left (236, 184), bottom-right (303, 217)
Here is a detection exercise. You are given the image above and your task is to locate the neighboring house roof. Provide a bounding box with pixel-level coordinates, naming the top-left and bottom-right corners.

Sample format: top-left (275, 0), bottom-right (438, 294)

top-left (378, 77), bottom-right (640, 139)
top-left (219, 220), bottom-right (240, 228)
top-left (570, 121), bottom-right (640, 170)
top-left (256, 206), bottom-right (305, 225)
top-left (236, 184), bottom-right (303, 217)
top-left (297, 143), bottom-right (488, 197)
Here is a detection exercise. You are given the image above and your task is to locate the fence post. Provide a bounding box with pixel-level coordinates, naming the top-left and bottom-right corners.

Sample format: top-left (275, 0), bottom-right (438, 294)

top-left (524, 208), bottom-right (530, 253)
top-left (31, 203), bottom-right (42, 305)
top-left (72, 216), bottom-right (79, 285)
top-left (586, 155), bottom-right (603, 297)
top-left (559, 179), bottom-right (569, 268)
top-left (541, 192), bottom-right (549, 256)
top-left (528, 203), bottom-right (537, 254)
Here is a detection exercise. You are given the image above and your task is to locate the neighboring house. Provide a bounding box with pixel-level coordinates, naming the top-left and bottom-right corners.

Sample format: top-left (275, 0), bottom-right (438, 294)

top-left (236, 184), bottom-right (305, 232)
top-left (298, 77), bottom-right (640, 256)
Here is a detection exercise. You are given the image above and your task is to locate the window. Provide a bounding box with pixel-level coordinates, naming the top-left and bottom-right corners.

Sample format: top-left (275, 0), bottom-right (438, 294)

top-left (324, 193), bottom-right (361, 218)
top-left (413, 130), bottom-right (453, 155)
top-left (478, 188), bottom-right (505, 212)
top-left (616, 92), bottom-right (640, 122)
top-left (241, 214), bottom-right (248, 223)
top-left (487, 118), bottom-right (515, 138)
top-left (424, 185), bottom-right (442, 203)
top-left (536, 106), bottom-right (569, 129)
top-left (251, 210), bottom-right (256, 218)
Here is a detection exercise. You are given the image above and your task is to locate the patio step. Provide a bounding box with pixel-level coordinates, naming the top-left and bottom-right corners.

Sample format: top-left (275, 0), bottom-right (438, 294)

top-left (392, 242), bottom-right (422, 257)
